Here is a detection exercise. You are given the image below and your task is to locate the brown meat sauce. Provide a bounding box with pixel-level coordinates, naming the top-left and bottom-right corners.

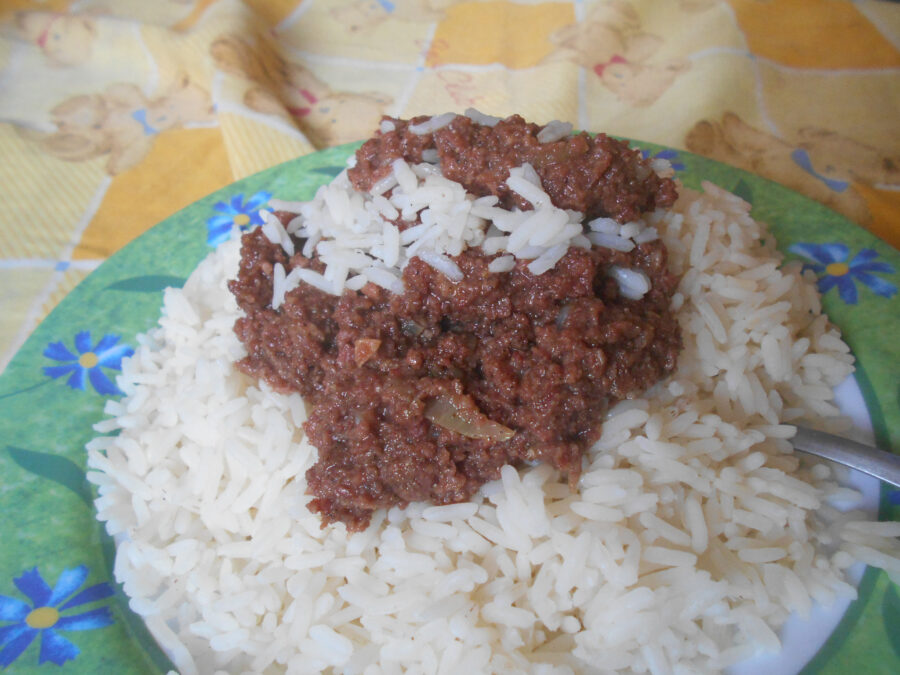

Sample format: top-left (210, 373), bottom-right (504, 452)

top-left (351, 114), bottom-right (677, 222)
top-left (229, 115), bottom-right (682, 531)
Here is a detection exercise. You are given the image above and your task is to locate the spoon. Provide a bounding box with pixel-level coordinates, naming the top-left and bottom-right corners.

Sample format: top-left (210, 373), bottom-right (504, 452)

top-left (792, 424), bottom-right (900, 488)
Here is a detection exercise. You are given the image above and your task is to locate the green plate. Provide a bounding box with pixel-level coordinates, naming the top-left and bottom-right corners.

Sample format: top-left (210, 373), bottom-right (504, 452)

top-left (1, 142), bottom-right (898, 673)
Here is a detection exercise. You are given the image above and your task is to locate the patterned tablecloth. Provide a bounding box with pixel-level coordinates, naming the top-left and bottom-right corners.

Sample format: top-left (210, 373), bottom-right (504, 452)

top-left (1, 0), bottom-right (899, 370)
top-left (1, 3), bottom-right (900, 674)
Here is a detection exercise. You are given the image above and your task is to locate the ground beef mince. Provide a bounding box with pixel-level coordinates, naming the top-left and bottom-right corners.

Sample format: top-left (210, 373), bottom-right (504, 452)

top-left (350, 114), bottom-right (677, 223)
top-left (229, 115), bottom-right (682, 532)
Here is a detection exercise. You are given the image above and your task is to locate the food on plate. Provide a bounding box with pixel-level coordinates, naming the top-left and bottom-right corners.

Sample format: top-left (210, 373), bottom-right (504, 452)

top-left (87, 112), bottom-right (900, 675)
top-left (229, 113), bottom-right (682, 531)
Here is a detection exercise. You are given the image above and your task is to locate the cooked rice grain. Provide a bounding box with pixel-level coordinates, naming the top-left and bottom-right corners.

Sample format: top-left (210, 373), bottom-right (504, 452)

top-left (89, 184), bottom-right (900, 675)
top-left (276, 159), bottom-right (656, 300)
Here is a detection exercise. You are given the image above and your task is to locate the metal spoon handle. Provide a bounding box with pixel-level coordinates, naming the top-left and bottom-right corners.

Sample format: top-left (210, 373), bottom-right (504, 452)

top-left (792, 425), bottom-right (900, 488)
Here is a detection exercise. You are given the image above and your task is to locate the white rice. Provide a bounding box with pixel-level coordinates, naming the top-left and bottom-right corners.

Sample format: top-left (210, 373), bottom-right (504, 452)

top-left (275, 134), bottom-right (658, 301)
top-left (464, 108), bottom-right (502, 127)
top-left (87, 181), bottom-right (900, 674)
top-left (409, 112), bottom-right (458, 135)
top-left (608, 266), bottom-right (650, 300)
top-left (536, 120), bottom-right (574, 144)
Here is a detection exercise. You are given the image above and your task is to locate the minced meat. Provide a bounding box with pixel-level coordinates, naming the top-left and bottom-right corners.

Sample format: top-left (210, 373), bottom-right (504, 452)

top-left (229, 114), bottom-right (682, 531)
top-left (350, 114), bottom-right (677, 223)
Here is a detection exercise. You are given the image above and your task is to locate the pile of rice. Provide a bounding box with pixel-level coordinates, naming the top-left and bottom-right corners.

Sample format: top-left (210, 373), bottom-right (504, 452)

top-left (87, 169), bottom-right (900, 674)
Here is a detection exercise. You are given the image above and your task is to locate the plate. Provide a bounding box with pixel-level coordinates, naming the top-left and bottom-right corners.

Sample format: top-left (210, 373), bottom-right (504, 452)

top-left (0, 142), bottom-right (898, 674)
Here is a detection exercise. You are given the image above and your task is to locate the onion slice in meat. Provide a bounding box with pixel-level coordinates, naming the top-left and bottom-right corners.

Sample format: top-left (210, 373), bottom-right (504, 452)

top-left (425, 394), bottom-right (516, 441)
top-left (354, 338), bottom-right (381, 367)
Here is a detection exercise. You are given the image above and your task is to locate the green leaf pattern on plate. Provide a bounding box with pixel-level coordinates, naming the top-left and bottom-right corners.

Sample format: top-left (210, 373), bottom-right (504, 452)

top-left (4, 446), bottom-right (93, 508)
top-left (884, 583), bottom-right (900, 659)
top-left (105, 275), bottom-right (187, 293)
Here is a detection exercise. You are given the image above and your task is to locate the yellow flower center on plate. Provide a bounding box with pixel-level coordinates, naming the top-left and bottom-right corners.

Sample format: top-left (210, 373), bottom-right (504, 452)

top-left (26, 607), bottom-right (59, 629)
top-left (825, 262), bottom-right (850, 277)
top-left (79, 352), bottom-right (99, 369)
top-left (233, 213), bottom-right (251, 227)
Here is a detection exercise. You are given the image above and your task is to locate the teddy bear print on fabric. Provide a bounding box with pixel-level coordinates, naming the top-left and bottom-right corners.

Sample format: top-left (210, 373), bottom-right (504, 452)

top-left (31, 74), bottom-right (215, 175)
top-left (547, 0), bottom-right (689, 107)
top-left (15, 11), bottom-right (97, 67)
top-left (328, 0), bottom-right (455, 33)
top-left (210, 33), bottom-right (392, 147)
top-left (686, 112), bottom-right (900, 227)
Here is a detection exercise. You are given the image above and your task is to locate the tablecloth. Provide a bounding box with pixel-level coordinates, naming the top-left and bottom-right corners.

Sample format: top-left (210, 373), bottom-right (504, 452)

top-left (1, 0), bottom-right (899, 373)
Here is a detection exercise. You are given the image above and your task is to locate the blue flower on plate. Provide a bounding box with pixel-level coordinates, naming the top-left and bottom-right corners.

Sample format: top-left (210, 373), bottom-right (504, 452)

top-left (641, 148), bottom-right (685, 172)
top-left (43, 331), bottom-right (133, 396)
top-left (788, 242), bottom-right (897, 305)
top-left (0, 566), bottom-right (114, 668)
top-left (206, 191), bottom-right (271, 246)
